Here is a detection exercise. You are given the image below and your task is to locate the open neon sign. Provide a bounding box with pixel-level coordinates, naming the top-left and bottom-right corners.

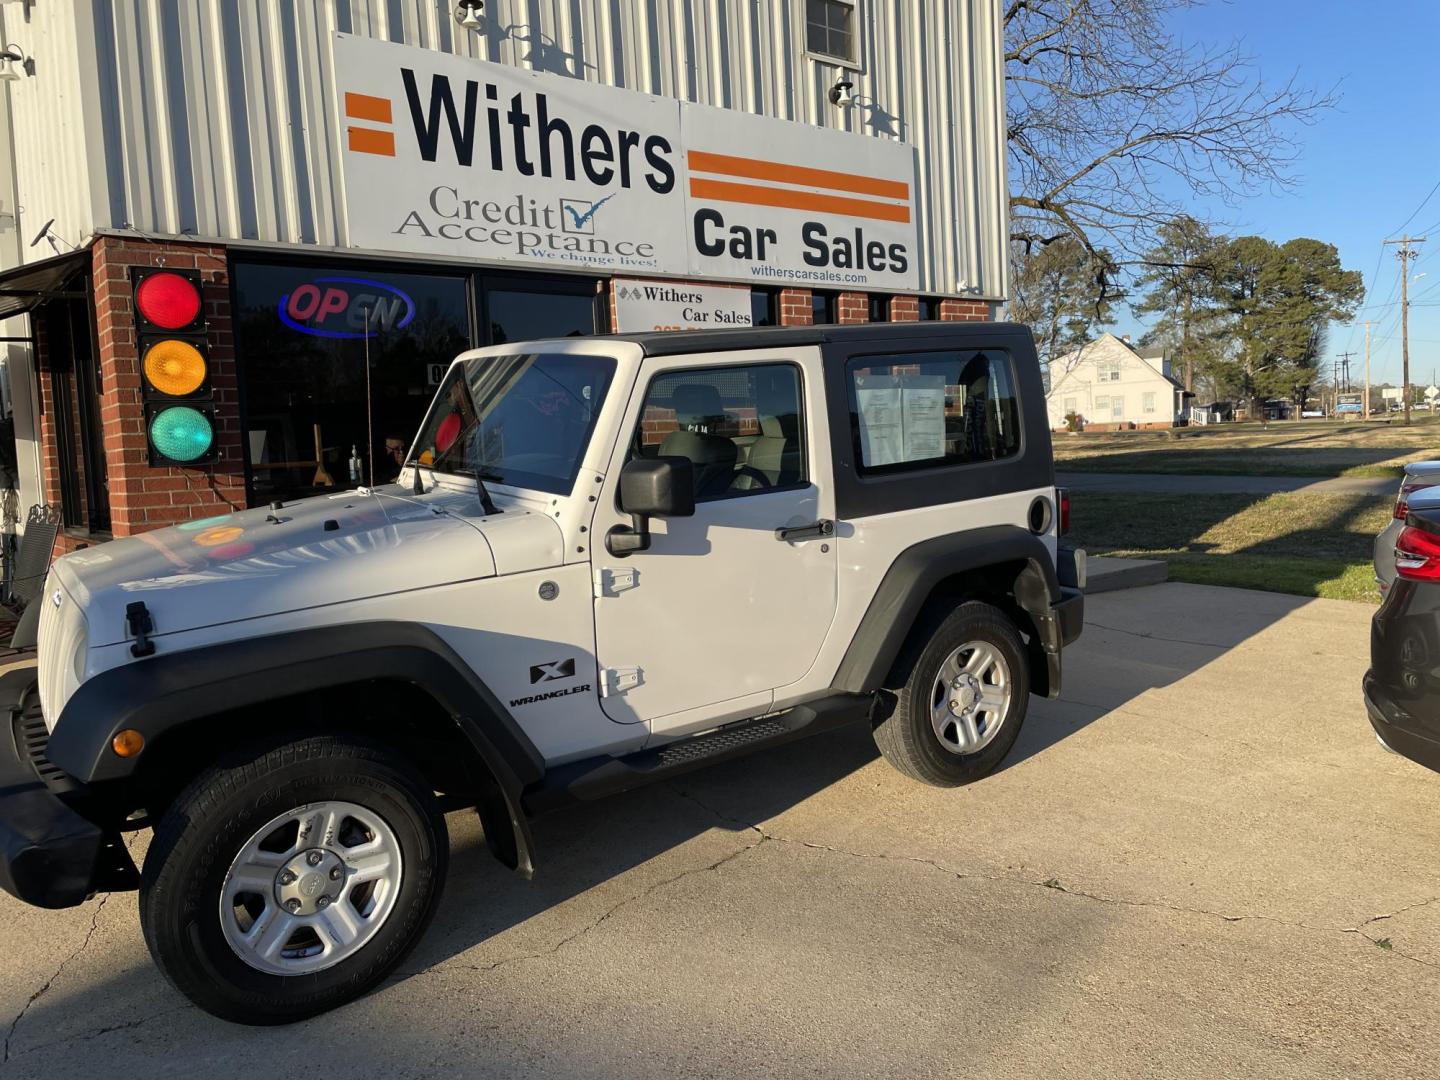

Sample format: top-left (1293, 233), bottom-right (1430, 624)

top-left (277, 276), bottom-right (417, 339)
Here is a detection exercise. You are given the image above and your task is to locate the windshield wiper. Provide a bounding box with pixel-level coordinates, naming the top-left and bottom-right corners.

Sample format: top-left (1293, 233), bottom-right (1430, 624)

top-left (406, 458), bottom-right (432, 495)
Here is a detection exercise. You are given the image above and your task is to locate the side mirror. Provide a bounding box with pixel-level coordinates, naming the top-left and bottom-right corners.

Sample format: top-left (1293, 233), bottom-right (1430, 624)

top-left (607, 457), bottom-right (694, 556)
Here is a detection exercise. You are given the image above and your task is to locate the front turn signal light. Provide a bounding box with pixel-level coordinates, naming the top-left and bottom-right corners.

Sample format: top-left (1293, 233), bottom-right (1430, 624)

top-left (112, 729), bottom-right (146, 758)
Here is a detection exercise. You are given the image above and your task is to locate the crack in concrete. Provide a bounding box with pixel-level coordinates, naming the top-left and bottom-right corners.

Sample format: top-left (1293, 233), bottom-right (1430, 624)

top-left (667, 786), bottom-right (1440, 971)
top-left (8, 1004), bottom-right (194, 1060)
top-left (400, 835), bottom-right (766, 983)
top-left (3, 895), bottom-right (109, 1063)
top-left (1083, 621), bottom-right (1232, 650)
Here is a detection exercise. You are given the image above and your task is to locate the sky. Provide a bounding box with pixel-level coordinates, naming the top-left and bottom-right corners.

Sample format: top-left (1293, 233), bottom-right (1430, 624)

top-left (1111, 0), bottom-right (1440, 390)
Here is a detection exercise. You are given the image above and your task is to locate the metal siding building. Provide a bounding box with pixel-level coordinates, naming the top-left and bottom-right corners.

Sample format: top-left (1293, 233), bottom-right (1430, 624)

top-left (0, 0), bottom-right (1007, 295)
top-left (0, 0), bottom-right (1009, 545)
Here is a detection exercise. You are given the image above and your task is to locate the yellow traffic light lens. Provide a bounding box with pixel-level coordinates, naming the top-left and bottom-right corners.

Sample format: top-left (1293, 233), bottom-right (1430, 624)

top-left (143, 339), bottom-right (206, 396)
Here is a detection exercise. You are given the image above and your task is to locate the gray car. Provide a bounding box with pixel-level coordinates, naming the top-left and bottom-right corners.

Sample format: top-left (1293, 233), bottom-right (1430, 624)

top-left (1375, 461), bottom-right (1440, 595)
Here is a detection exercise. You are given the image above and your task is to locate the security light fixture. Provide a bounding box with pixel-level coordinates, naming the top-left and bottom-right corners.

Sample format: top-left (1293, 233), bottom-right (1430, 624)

top-left (828, 75), bottom-right (855, 109)
top-left (454, 0), bottom-right (484, 31)
top-left (0, 44), bottom-right (31, 81)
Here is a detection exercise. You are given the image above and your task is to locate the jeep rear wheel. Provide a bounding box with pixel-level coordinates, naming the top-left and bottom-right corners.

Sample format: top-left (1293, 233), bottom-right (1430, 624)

top-left (873, 601), bottom-right (1029, 787)
top-left (139, 735), bottom-right (447, 1024)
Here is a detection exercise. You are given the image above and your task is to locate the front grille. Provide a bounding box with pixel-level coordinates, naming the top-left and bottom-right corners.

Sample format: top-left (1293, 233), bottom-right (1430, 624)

top-left (14, 703), bottom-right (79, 794)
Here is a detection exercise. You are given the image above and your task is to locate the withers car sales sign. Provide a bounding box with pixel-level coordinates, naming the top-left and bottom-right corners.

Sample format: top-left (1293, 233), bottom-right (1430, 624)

top-left (334, 34), bottom-right (919, 292)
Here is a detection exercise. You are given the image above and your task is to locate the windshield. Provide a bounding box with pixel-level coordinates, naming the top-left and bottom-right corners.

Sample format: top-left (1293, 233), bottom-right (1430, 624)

top-left (411, 352), bottom-right (616, 495)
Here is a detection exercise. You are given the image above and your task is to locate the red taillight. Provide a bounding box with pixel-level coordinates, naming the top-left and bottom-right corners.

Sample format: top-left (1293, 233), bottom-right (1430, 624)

top-left (1394, 525), bottom-right (1440, 581)
top-left (1395, 480), bottom-right (1439, 520)
top-left (1057, 488), bottom-right (1071, 536)
top-left (135, 271), bottom-right (202, 329)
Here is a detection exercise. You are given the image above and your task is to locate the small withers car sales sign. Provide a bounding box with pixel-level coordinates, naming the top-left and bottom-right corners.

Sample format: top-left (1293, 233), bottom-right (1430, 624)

top-left (612, 279), bottom-right (753, 332)
top-left (333, 34), bottom-right (920, 292)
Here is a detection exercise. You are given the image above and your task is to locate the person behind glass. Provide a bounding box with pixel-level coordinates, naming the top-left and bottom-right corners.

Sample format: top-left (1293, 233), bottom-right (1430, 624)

top-left (383, 436), bottom-right (407, 482)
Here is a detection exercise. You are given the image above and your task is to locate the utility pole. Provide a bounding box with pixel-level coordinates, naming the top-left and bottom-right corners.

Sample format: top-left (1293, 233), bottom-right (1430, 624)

top-left (1336, 351), bottom-right (1356, 393)
top-left (1384, 235), bottom-right (1426, 425)
top-left (1365, 321), bottom-right (1372, 420)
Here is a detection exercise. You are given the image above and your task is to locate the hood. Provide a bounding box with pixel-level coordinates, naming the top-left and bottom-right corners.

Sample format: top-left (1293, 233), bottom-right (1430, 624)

top-left (53, 484), bottom-right (564, 647)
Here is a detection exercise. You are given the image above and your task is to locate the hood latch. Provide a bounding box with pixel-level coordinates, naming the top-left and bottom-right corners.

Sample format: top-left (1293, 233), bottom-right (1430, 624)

top-left (125, 601), bottom-right (157, 658)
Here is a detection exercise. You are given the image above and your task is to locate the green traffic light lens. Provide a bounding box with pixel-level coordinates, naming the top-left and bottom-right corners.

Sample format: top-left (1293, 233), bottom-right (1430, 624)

top-left (150, 406), bottom-right (214, 462)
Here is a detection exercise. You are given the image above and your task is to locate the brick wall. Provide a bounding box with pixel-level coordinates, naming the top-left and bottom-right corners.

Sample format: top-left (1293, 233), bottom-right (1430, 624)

top-left (890, 296), bottom-right (919, 322)
top-left (939, 298), bottom-right (989, 322)
top-left (837, 291), bottom-right (868, 324)
top-left (779, 288), bottom-right (812, 326)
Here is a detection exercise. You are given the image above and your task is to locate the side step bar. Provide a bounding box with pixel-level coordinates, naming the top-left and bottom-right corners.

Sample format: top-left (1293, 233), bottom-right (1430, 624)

top-left (523, 691), bottom-right (876, 816)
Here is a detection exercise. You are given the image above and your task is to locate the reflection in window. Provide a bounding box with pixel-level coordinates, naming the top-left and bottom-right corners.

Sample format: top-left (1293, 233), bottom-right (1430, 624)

top-left (629, 364), bottom-right (806, 500)
top-left (812, 291), bottom-right (837, 325)
top-left (847, 349), bottom-right (1021, 472)
top-left (751, 288), bottom-right (780, 327)
top-left (414, 353), bottom-right (615, 495)
top-left (806, 0), bottom-right (856, 62)
top-left (233, 262), bottom-right (469, 501)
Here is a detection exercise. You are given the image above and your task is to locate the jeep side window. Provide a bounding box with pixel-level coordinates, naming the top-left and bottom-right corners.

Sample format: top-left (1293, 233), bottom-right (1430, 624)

top-left (627, 363), bottom-right (806, 501)
top-left (846, 349), bottom-right (1020, 473)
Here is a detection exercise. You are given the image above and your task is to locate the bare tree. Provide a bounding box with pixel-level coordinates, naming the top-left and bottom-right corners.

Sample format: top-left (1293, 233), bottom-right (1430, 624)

top-left (1006, 0), bottom-right (1334, 298)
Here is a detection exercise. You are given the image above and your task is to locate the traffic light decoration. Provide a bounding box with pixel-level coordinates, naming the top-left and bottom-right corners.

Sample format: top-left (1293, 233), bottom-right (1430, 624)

top-left (133, 268), bottom-right (218, 465)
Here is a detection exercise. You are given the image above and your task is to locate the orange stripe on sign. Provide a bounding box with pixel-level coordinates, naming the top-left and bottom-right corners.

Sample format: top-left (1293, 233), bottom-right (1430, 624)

top-left (689, 150), bottom-right (909, 201)
top-left (688, 178), bottom-right (911, 223)
top-left (348, 126), bottom-right (396, 156)
top-left (344, 92), bottom-right (392, 124)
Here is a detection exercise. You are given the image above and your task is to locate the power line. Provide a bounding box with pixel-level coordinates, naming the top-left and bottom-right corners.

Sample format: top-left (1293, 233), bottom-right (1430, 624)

top-left (1392, 178), bottom-right (1440, 236)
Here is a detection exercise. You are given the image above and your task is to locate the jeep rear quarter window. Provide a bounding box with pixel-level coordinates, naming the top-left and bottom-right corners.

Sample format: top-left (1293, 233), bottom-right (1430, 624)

top-left (846, 349), bottom-right (1021, 473)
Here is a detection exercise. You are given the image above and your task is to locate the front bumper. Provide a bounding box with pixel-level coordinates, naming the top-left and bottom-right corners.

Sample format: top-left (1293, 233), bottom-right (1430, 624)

top-left (0, 669), bottom-right (136, 908)
top-left (1363, 671), bottom-right (1440, 775)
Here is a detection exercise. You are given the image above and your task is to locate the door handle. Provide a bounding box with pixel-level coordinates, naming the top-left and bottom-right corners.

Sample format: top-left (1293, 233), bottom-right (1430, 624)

top-left (774, 519), bottom-right (834, 542)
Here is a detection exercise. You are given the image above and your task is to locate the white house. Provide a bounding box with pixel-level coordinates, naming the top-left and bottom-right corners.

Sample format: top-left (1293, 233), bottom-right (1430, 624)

top-left (1046, 334), bottom-right (1189, 430)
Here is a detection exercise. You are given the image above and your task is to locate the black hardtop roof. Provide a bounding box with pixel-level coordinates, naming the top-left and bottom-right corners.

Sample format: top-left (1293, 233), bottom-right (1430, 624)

top-left (612, 320), bottom-right (1026, 358)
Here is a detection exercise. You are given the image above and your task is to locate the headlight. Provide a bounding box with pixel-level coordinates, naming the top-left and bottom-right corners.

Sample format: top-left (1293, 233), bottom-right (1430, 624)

top-left (37, 578), bottom-right (88, 733)
top-left (71, 623), bottom-right (88, 683)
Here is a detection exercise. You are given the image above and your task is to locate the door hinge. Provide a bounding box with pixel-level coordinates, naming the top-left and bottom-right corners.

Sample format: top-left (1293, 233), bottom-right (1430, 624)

top-left (600, 667), bottom-right (643, 697)
top-left (594, 566), bottom-right (639, 598)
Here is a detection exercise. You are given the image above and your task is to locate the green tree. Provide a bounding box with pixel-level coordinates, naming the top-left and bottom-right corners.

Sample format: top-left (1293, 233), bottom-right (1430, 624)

top-left (1010, 237), bottom-right (1117, 376)
top-left (1132, 217), bottom-right (1225, 393)
top-left (1209, 236), bottom-right (1365, 418)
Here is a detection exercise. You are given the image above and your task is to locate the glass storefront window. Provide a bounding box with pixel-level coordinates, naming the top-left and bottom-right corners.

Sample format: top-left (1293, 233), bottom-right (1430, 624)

top-left (233, 262), bottom-right (470, 502)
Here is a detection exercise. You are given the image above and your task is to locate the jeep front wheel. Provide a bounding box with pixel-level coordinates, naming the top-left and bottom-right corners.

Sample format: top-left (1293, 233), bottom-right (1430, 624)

top-left (873, 601), bottom-right (1029, 787)
top-left (139, 735), bottom-right (447, 1024)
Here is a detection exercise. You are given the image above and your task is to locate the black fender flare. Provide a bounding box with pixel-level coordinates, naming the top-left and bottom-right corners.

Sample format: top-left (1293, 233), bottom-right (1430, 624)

top-left (831, 526), bottom-right (1063, 694)
top-left (46, 622), bottom-right (545, 876)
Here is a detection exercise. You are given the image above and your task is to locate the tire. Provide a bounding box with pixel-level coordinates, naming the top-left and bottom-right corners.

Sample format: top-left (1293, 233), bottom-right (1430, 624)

top-left (139, 735), bottom-right (448, 1024)
top-left (872, 600), bottom-right (1030, 787)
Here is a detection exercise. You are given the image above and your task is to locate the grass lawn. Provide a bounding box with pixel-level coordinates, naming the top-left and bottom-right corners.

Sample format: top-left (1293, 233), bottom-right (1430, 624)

top-left (1053, 416), bottom-right (1440, 479)
top-left (1070, 491), bottom-right (1392, 603)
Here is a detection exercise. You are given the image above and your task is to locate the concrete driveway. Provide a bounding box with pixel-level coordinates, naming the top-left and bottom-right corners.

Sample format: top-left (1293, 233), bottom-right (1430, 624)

top-left (4, 583), bottom-right (1438, 1078)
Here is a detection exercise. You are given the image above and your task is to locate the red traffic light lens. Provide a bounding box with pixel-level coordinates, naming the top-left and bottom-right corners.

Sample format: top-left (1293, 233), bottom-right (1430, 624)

top-left (136, 272), bottom-right (202, 330)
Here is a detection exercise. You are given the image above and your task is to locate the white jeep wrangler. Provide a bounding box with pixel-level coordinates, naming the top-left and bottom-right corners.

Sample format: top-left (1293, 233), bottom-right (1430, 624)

top-left (0, 322), bottom-right (1083, 1023)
